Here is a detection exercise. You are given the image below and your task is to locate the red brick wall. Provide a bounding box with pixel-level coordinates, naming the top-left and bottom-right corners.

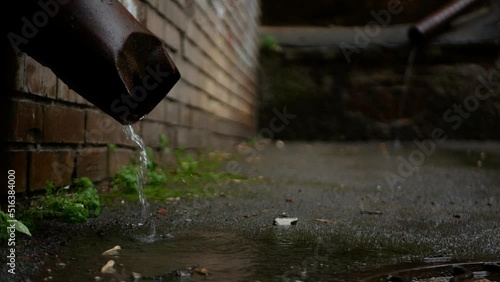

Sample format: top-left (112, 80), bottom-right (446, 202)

top-left (1, 0), bottom-right (260, 194)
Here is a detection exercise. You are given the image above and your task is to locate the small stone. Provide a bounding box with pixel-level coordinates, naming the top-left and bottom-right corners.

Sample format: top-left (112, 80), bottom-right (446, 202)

top-left (480, 152), bottom-right (486, 161)
top-left (276, 140), bottom-right (285, 149)
top-left (94, 276), bottom-right (102, 281)
top-left (131, 272), bottom-right (142, 280)
top-left (176, 270), bottom-right (191, 277)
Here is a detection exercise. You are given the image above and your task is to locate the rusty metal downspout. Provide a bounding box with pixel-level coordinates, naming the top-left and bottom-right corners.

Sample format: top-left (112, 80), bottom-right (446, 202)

top-left (408, 0), bottom-right (485, 44)
top-left (4, 0), bottom-right (180, 125)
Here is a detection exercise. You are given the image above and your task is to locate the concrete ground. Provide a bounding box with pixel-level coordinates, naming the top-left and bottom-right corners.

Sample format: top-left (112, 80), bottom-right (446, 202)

top-left (3, 141), bottom-right (500, 281)
top-left (153, 140), bottom-right (500, 280)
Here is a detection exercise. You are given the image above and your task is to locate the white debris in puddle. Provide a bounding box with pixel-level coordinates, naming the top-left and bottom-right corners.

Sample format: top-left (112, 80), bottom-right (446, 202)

top-left (276, 140), bottom-right (285, 149)
top-left (102, 245), bottom-right (121, 256)
top-left (101, 260), bottom-right (116, 274)
top-left (273, 217), bottom-right (298, 226)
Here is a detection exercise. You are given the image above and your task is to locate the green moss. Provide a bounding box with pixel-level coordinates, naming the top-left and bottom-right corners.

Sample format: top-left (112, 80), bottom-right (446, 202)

top-left (31, 178), bottom-right (101, 223)
top-left (103, 148), bottom-right (244, 204)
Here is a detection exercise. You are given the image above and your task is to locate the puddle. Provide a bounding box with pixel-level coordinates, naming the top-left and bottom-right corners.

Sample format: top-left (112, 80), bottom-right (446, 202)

top-left (360, 262), bottom-right (500, 282)
top-left (45, 231), bottom-right (257, 281)
top-left (433, 148), bottom-right (500, 170)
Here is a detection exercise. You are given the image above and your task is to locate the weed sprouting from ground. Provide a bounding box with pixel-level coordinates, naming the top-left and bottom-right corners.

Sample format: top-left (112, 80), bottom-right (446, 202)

top-left (31, 177), bottom-right (101, 223)
top-left (0, 211), bottom-right (32, 242)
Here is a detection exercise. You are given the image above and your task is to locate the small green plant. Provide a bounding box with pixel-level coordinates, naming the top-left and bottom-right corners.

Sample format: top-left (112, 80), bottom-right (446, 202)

top-left (35, 178), bottom-right (101, 223)
top-left (107, 143), bottom-right (117, 152)
top-left (104, 147), bottom-right (245, 204)
top-left (159, 134), bottom-right (170, 153)
top-left (0, 211), bottom-right (31, 242)
top-left (112, 147), bottom-right (167, 193)
top-left (260, 34), bottom-right (281, 52)
top-left (176, 155), bottom-right (198, 175)
top-left (112, 165), bottom-right (140, 193)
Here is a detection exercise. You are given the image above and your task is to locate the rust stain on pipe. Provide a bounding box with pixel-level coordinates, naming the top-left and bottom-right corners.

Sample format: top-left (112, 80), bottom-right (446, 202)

top-left (408, 0), bottom-right (485, 44)
top-left (4, 0), bottom-right (180, 125)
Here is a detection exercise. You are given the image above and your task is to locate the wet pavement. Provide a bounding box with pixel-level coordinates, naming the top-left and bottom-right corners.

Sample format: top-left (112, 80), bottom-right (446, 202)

top-left (4, 141), bottom-right (500, 281)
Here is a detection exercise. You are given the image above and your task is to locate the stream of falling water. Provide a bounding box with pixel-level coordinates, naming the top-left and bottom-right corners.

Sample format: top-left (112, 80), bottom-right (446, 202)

top-left (394, 46), bottom-right (418, 148)
top-left (399, 46), bottom-right (418, 118)
top-left (123, 125), bottom-right (156, 240)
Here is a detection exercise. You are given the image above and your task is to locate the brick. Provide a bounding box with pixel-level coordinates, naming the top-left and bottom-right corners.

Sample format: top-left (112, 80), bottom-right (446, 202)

top-left (44, 105), bottom-right (85, 143)
top-left (25, 56), bottom-right (57, 98)
top-left (164, 21), bottom-right (181, 52)
top-left (179, 105), bottom-right (193, 127)
top-left (145, 0), bottom-right (159, 9)
top-left (190, 90), bottom-right (204, 110)
top-left (76, 92), bottom-right (93, 106)
top-left (3, 151), bottom-right (28, 193)
top-left (85, 110), bottom-right (124, 144)
top-left (76, 148), bottom-right (108, 181)
top-left (108, 148), bottom-right (135, 176)
top-left (184, 40), bottom-right (203, 65)
top-left (141, 121), bottom-right (165, 148)
top-left (192, 109), bottom-right (208, 129)
top-left (30, 150), bottom-right (75, 191)
top-left (141, 121), bottom-right (176, 148)
top-left (13, 101), bottom-right (43, 143)
top-left (169, 79), bottom-right (192, 104)
top-left (144, 99), bottom-right (166, 122)
top-left (146, 6), bottom-right (164, 38)
top-left (57, 79), bottom-right (78, 103)
top-left (159, 0), bottom-right (187, 30)
top-left (166, 100), bottom-right (180, 124)
top-left (7, 50), bottom-right (25, 92)
top-left (85, 110), bottom-right (140, 146)
top-left (176, 127), bottom-right (206, 148)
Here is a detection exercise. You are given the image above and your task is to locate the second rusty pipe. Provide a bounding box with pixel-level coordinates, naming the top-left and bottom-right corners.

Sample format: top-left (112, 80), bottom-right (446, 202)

top-left (408, 0), bottom-right (484, 44)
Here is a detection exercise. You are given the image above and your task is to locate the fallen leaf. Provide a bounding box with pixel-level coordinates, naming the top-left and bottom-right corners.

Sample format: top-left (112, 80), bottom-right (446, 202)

top-left (285, 198), bottom-right (294, 203)
top-left (360, 210), bottom-right (383, 215)
top-left (314, 218), bottom-right (337, 224)
top-left (194, 267), bottom-right (208, 276)
top-left (157, 208), bottom-right (168, 215)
